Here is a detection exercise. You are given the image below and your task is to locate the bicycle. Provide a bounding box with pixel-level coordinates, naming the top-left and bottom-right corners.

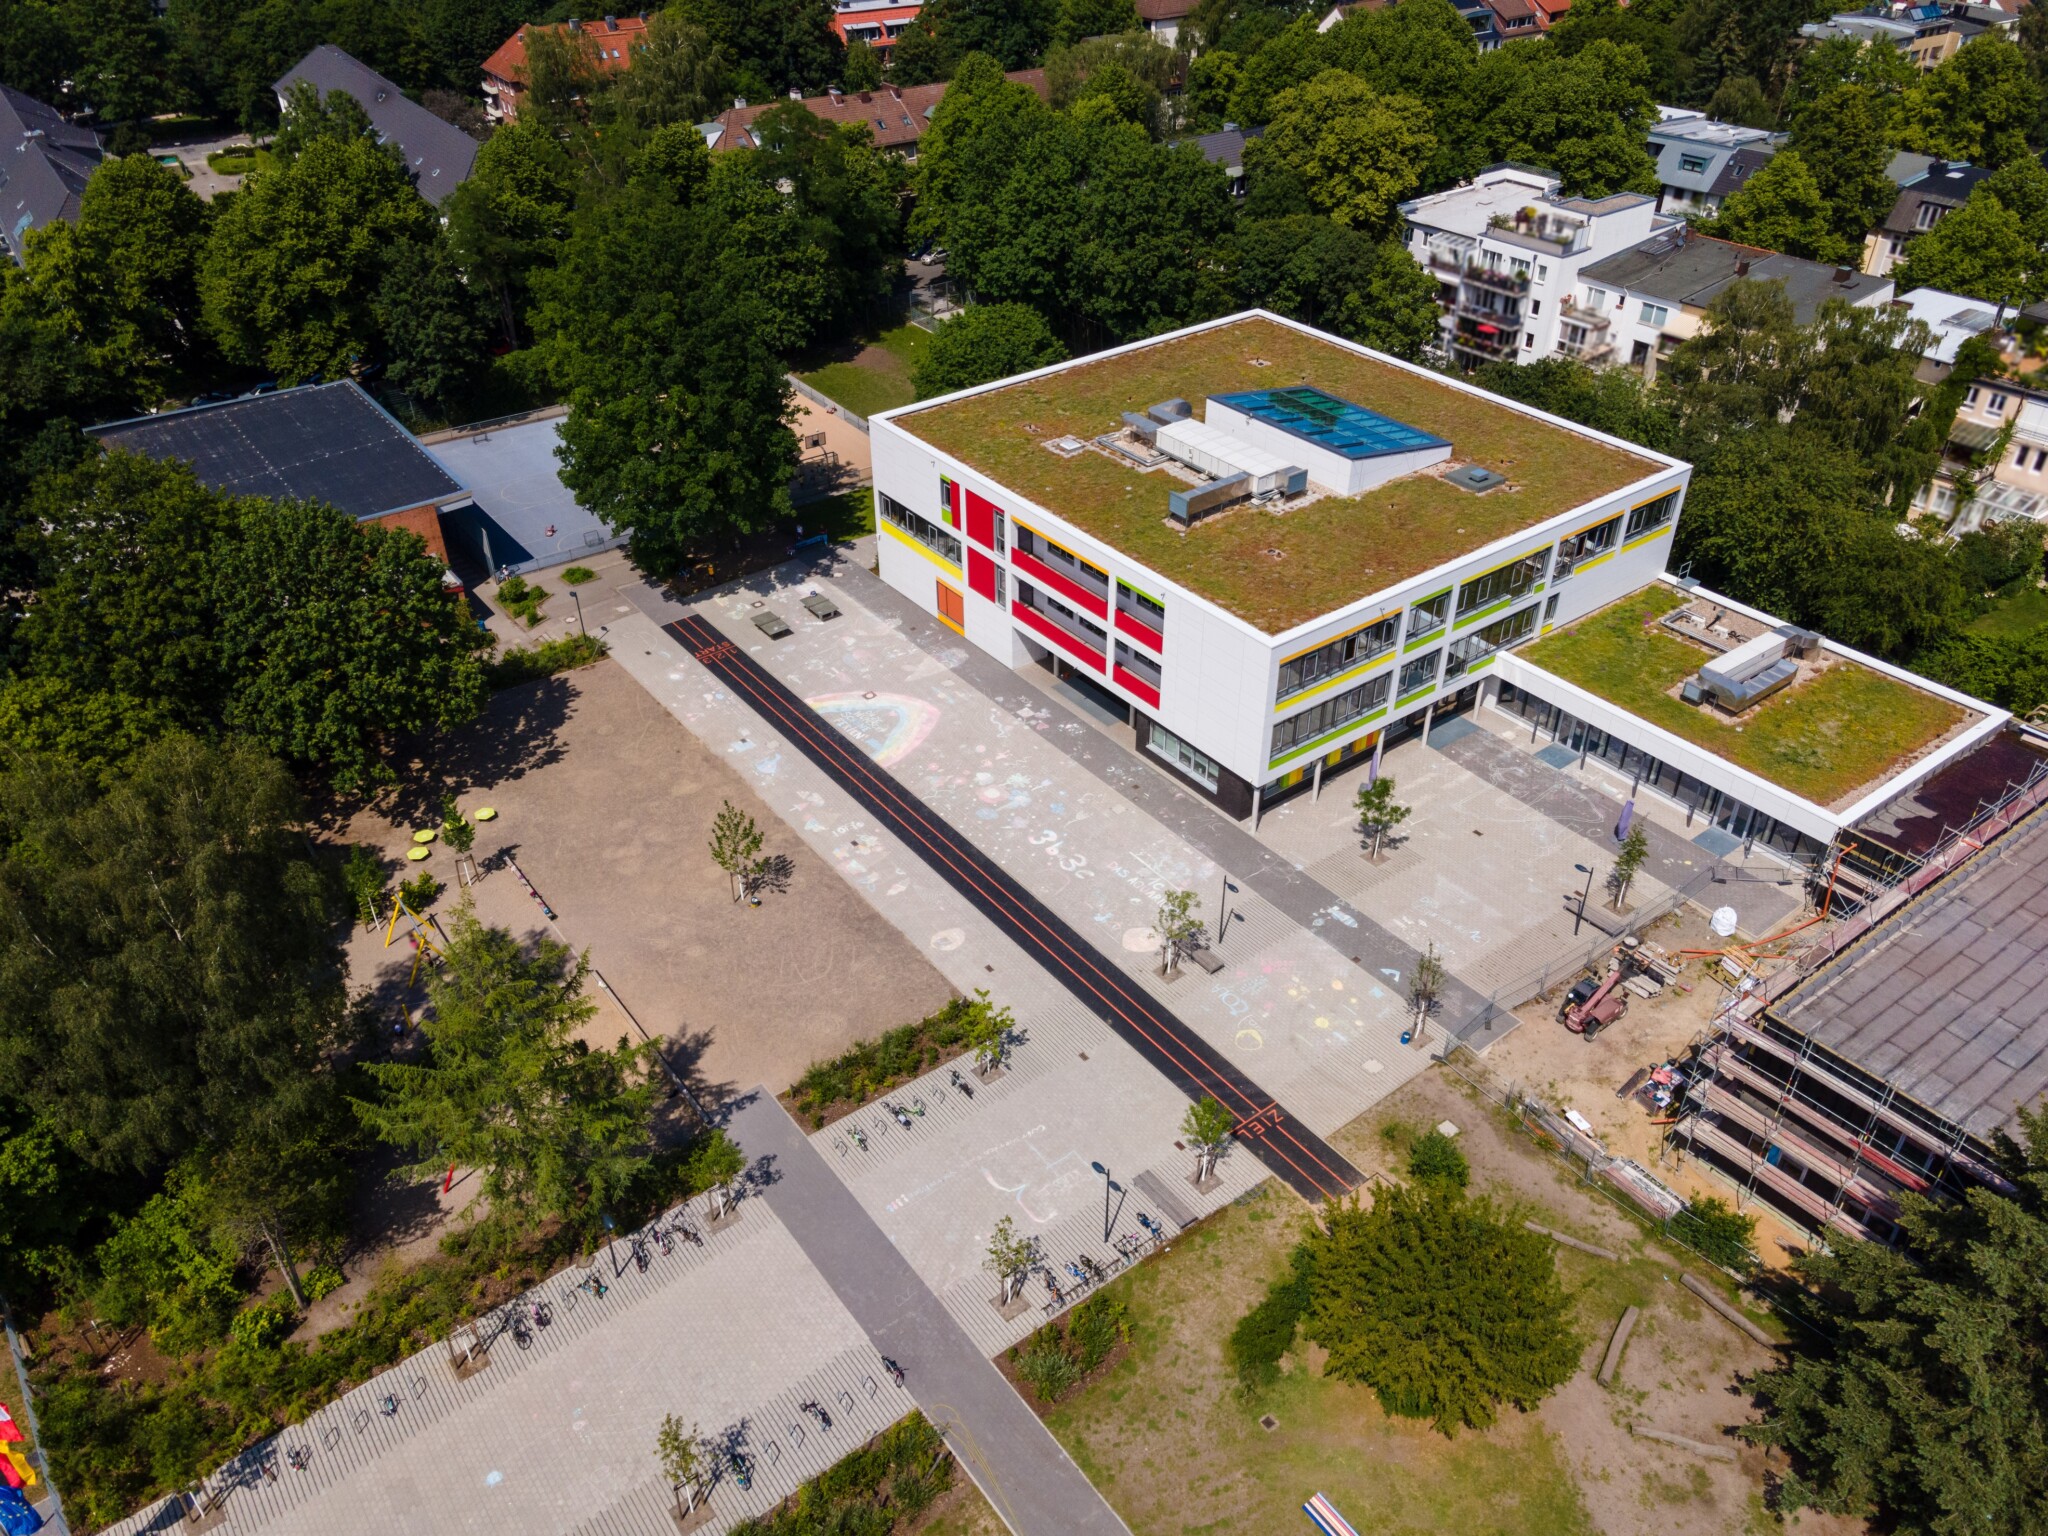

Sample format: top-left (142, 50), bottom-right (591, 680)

top-left (285, 1447), bottom-right (310, 1472)
top-left (881, 1356), bottom-right (906, 1387)
top-left (949, 1068), bottom-right (974, 1099)
top-left (801, 1398), bottom-right (832, 1431)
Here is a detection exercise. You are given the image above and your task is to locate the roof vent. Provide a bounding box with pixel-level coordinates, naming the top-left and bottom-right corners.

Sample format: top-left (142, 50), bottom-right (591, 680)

top-left (1146, 398), bottom-right (1192, 425)
top-left (1734, 258), bottom-right (1750, 277)
top-left (605, 14), bottom-right (618, 27)
top-left (1045, 435), bottom-right (1087, 458)
top-left (1833, 266), bottom-right (1855, 284)
top-left (567, 16), bottom-right (580, 29)
top-left (1444, 464), bottom-right (1506, 493)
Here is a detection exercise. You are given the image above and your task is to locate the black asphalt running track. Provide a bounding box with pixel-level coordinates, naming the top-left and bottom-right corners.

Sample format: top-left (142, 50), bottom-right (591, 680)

top-left (669, 614), bottom-right (1363, 1203)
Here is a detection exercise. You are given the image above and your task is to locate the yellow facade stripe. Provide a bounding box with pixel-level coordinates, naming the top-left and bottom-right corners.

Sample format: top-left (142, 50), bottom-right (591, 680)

top-left (1278, 610), bottom-right (1401, 666)
top-left (1571, 548), bottom-right (1616, 575)
top-left (881, 519), bottom-right (962, 574)
top-left (1620, 524), bottom-right (1673, 555)
top-left (1274, 656), bottom-right (1395, 713)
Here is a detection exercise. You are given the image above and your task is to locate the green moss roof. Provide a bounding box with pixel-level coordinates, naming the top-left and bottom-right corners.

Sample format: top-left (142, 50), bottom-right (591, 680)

top-left (900, 316), bottom-right (1658, 634)
top-left (1519, 588), bottom-right (1972, 808)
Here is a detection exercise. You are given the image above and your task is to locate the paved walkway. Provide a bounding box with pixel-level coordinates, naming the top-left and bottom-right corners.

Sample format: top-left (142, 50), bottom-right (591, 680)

top-left (728, 1092), bottom-right (1129, 1536)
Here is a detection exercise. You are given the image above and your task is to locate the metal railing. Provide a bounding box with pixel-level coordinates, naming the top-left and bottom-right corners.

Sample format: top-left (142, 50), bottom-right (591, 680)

top-left (787, 374), bottom-right (868, 434)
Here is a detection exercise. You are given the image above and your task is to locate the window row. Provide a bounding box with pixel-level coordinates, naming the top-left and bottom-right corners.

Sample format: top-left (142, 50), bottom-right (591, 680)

top-left (1444, 601), bottom-right (1537, 680)
top-left (1018, 580), bottom-right (1106, 647)
top-left (1624, 491), bottom-right (1678, 541)
top-left (1015, 525), bottom-right (1108, 594)
top-left (1457, 548), bottom-right (1548, 617)
top-left (879, 492), bottom-right (961, 566)
top-left (1277, 613), bottom-right (1398, 700)
top-left (1272, 671), bottom-right (1392, 757)
top-left (1115, 640), bottom-right (1162, 687)
top-left (1399, 649), bottom-right (1440, 697)
top-left (1553, 514), bottom-right (1620, 577)
top-left (1148, 723), bottom-right (1219, 791)
top-left (1407, 589), bottom-right (1450, 641)
top-left (1117, 580), bottom-right (1165, 634)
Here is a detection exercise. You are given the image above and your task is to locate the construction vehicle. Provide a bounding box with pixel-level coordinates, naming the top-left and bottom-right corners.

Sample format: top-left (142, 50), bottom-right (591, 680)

top-left (1559, 965), bottom-right (1628, 1038)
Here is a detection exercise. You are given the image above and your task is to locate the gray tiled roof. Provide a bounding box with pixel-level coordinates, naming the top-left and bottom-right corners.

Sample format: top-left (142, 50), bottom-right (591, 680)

top-left (1778, 807), bottom-right (2048, 1141)
top-left (276, 46), bottom-right (478, 206)
top-left (0, 86), bottom-right (102, 264)
top-left (1581, 230), bottom-right (1890, 322)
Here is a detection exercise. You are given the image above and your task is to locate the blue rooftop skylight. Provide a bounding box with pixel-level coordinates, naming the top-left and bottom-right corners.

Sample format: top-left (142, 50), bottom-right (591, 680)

top-left (1213, 386), bottom-right (1449, 460)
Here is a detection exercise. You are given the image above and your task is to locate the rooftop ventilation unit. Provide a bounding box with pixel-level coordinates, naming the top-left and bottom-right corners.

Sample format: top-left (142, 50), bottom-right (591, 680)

top-left (1120, 411), bottom-right (1159, 445)
top-left (1444, 464), bottom-right (1506, 493)
top-left (1155, 416), bottom-right (1305, 497)
top-left (1147, 399), bottom-right (1193, 425)
top-left (1697, 630), bottom-right (1799, 713)
top-left (1169, 474), bottom-right (1250, 526)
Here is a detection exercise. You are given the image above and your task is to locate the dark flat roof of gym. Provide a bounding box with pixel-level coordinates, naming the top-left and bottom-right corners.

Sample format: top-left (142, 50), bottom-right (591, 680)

top-left (91, 381), bottom-right (463, 519)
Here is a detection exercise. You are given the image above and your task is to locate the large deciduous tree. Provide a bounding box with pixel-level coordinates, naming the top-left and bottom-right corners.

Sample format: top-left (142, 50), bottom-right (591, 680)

top-left (1698, 150), bottom-right (1849, 265)
top-left (1470, 39), bottom-right (1660, 197)
top-left (444, 119), bottom-right (580, 349)
top-left (911, 303), bottom-right (1068, 398)
top-left (1245, 70), bottom-right (1434, 234)
top-left (1899, 36), bottom-right (2046, 169)
top-left (355, 909), bottom-right (660, 1225)
top-left (1897, 161), bottom-right (2048, 307)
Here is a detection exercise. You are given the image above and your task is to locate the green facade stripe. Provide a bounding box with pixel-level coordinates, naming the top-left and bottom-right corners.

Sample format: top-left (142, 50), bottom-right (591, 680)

top-left (1269, 708), bottom-right (1388, 769)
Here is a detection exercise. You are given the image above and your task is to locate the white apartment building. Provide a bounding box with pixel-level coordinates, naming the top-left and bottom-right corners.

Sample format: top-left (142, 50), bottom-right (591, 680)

top-left (1399, 166), bottom-right (1671, 368)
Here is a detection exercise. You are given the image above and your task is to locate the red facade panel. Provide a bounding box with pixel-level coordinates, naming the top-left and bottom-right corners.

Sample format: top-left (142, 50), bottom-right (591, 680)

top-left (968, 548), bottom-right (997, 601)
top-left (965, 488), bottom-right (997, 549)
top-left (1113, 665), bottom-right (1161, 709)
top-left (1013, 549), bottom-right (1109, 618)
top-left (1114, 608), bottom-right (1164, 652)
top-left (1014, 600), bottom-right (1105, 671)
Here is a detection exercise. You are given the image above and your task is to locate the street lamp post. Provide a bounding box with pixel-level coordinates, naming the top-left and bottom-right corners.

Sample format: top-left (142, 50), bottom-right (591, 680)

top-left (1216, 875), bottom-right (1239, 948)
top-left (1091, 1161), bottom-right (1113, 1242)
top-left (1572, 864), bottom-right (1597, 937)
top-left (573, 589), bottom-right (586, 635)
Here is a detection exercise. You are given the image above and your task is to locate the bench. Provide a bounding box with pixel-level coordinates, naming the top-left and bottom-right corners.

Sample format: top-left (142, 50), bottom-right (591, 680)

top-left (751, 611), bottom-right (793, 639)
top-left (801, 592), bottom-right (841, 621)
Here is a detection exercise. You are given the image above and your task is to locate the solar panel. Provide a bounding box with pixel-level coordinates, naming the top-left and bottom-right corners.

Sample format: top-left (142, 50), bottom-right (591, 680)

top-left (1212, 387), bottom-right (1449, 460)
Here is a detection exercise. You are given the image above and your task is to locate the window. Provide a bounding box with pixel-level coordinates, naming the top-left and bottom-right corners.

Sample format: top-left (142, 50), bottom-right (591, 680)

top-left (1679, 153), bottom-right (1710, 174)
top-left (1277, 613), bottom-right (1399, 699)
top-left (1457, 549), bottom-right (1548, 617)
top-left (936, 581), bottom-right (964, 628)
top-left (1965, 386), bottom-right (1981, 406)
top-left (994, 511), bottom-right (1007, 555)
top-left (1399, 650), bottom-right (1440, 697)
top-left (1444, 602), bottom-right (1537, 679)
top-left (1536, 264), bottom-right (1549, 284)
top-left (1554, 515), bottom-right (1620, 576)
top-left (1015, 525), bottom-right (1108, 594)
top-left (1115, 640), bottom-right (1162, 687)
top-left (1544, 592), bottom-right (1560, 621)
top-left (1990, 391), bottom-right (2010, 413)
top-left (879, 491), bottom-right (962, 565)
top-left (1147, 723), bottom-right (1219, 791)
top-left (1407, 589), bottom-right (1450, 641)
top-left (938, 475), bottom-right (958, 526)
top-left (1529, 299), bottom-right (1541, 315)
top-left (1522, 333), bottom-right (1534, 349)
top-left (1631, 340), bottom-right (1652, 368)
top-left (1271, 673), bottom-right (1392, 756)
top-left (1018, 581), bottom-right (1107, 649)
top-left (1640, 301), bottom-right (1669, 327)
top-left (994, 568), bottom-right (1007, 606)
top-left (1624, 490), bottom-right (1679, 540)
top-left (1585, 286), bottom-right (1609, 308)
top-left (1117, 580), bottom-right (1166, 633)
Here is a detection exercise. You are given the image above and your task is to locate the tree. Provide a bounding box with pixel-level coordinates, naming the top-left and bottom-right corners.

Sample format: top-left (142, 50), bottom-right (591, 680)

top-left (922, 0), bottom-right (1056, 71)
top-left (887, 16), bottom-right (948, 84)
top-left (1745, 1105), bottom-right (2048, 1530)
top-left (373, 235), bottom-right (492, 417)
top-left (609, 11), bottom-right (730, 128)
top-left (1070, 59), bottom-right (1160, 132)
top-left (1245, 71), bottom-right (1434, 234)
top-left (356, 908), bottom-right (660, 1226)
top-left (843, 37), bottom-right (882, 90)
top-left (1406, 1128), bottom-right (1468, 1190)
top-left (687, 1128), bottom-right (747, 1218)
top-left (0, 736), bottom-right (351, 1179)
top-left (708, 799), bottom-right (766, 901)
top-left (1699, 150), bottom-right (1853, 265)
top-left (1470, 40), bottom-right (1660, 198)
top-left (1054, 0), bottom-right (1137, 47)
top-left (1408, 942), bottom-right (1445, 1039)
top-left (270, 80), bottom-right (377, 163)
top-left (1155, 887), bottom-right (1206, 975)
top-left (1790, 85), bottom-right (1902, 252)
top-left (342, 844), bottom-right (390, 928)
top-left (523, 141), bottom-right (799, 573)
top-left (912, 303), bottom-right (1068, 397)
top-left (1896, 176), bottom-right (2048, 308)
top-left (656, 1415), bottom-right (708, 1514)
top-left (960, 988), bottom-right (1014, 1076)
top-left (1899, 36), bottom-right (2045, 169)
top-left (983, 1214), bottom-right (1036, 1304)
top-left (1607, 825), bottom-right (1648, 908)
top-left (519, 23), bottom-right (603, 136)
top-left (1355, 775), bottom-right (1408, 858)
top-left (444, 120), bottom-right (579, 349)
top-left (675, 0), bottom-right (845, 98)
top-left (1181, 1095), bottom-right (1235, 1183)
top-left (198, 129), bottom-right (436, 383)
top-left (1304, 1183), bottom-right (1578, 1434)
top-left (1468, 356), bottom-right (1676, 452)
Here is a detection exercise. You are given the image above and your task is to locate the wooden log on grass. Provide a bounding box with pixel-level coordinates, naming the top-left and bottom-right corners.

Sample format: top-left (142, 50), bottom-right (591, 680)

top-left (1523, 1221), bottom-right (1622, 1262)
top-left (1631, 1425), bottom-right (1738, 1463)
top-left (1679, 1272), bottom-right (1776, 1348)
top-left (1597, 1305), bottom-right (1639, 1386)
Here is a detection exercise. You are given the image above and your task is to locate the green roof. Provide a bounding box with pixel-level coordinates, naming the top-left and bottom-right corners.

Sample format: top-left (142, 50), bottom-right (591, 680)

top-left (898, 316), bottom-right (1658, 634)
top-left (1519, 588), bottom-right (1972, 808)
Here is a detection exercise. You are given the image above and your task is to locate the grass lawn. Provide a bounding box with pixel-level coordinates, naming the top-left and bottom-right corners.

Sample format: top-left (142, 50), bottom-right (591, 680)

top-left (1039, 1186), bottom-right (1597, 1536)
top-left (1521, 587), bottom-right (1968, 806)
top-left (205, 146), bottom-right (267, 177)
top-left (904, 316), bottom-right (1658, 634)
top-left (797, 323), bottom-right (933, 421)
top-left (1967, 582), bottom-right (2048, 638)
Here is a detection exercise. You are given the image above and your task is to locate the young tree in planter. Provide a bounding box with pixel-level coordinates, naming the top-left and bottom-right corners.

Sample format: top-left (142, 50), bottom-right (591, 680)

top-left (688, 1129), bottom-right (747, 1219)
top-left (1409, 942), bottom-right (1446, 1045)
top-left (1608, 825), bottom-right (1649, 910)
top-left (984, 1215), bottom-right (1036, 1305)
top-left (1155, 888), bottom-right (1206, 975)
top-left (440, 794), bottom-right (479, 886)
top-left (1181, 1095), bottom-right (1236, 1183)
top-left (961, 988), bottom-right (1015, 1077)
top-left (656, 1414), bottom-right (707, 1515)
top-left (708, 799), bottom-right (765, 902)
top-left (1356, 776), bottom-right (1409, 858)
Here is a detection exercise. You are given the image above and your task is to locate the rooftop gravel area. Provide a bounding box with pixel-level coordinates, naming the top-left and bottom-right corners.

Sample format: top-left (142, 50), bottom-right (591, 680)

top-left (900, 317), bottom-right (1658, 634)
top-left (1519, 588), bottom-right (1972, 808)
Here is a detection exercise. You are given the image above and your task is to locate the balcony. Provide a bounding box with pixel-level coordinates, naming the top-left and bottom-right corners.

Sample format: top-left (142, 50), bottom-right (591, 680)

top-left (1456, 293), bottom-right (1522, 326)
top-left (1560, 297), bottom-right (1610, 328)
top-left (1463, 263), bottom-right (1531, 295)
top-left (1557, 333), bottom-right (1613, 363)
top-left (1451, 321), bottom-right (1517, 358)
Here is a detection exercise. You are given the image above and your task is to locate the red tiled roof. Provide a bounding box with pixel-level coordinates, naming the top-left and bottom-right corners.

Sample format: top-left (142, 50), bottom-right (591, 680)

top-left (482, 15), bottom-right (650, 87)
top-left (1134, 0), bottom-right (1199, 17)
top-left (707, 70), bottom-right (1050, 153)
top-left (375, 503), bottom-right (453, 565)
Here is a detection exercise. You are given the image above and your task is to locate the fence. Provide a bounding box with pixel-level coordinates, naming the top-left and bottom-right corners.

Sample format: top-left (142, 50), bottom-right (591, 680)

top-left (1, 1292), bottom-right (67, 1534)
top-left (787, 375), bottom-right (868, 435)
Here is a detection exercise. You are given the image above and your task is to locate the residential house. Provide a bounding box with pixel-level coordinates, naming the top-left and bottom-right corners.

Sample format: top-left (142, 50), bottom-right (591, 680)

top-left (1891, 285), bottom-right (2013, 375)
top-left (1, 86), bottom-right (101, 265)
top-left (1914, 374), bottom-right (2048, 528)
top-left (701, 71), bottom-right (1050, 155)
top-left (832, 0), bottom-right (922, 56)
top-left (1863, 157), bottom-right (1993, 275)
top-left (1528, 0), bottom-right (1573, 27)
top-left (1184, 123), bottom-right (1263, 195)
top-left (1399, 164), bottom-right (1669, 367)
top-left (276, 47), bottom-right (479, 206)
top-left (482, 14), bottom-right (650, 125)
top-left (1575, 227), bottom-right (1894, 380)
top-left (1137, 0), bottom-right (1201, 46)
top-left (1799, 4), bottom-right (1994, 70)
top-left (1647, 110), bottom-right (1782, 217)
top-left (1482, 0), bottom-right (1542, 42)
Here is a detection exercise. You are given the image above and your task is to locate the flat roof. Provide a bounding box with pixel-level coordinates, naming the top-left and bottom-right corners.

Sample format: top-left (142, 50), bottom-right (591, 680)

top-left (1518, 586), bottom-right (1976, 808)
top-left (1776, 808), bottom-right (2048, 1140)
top-left (893, 315), bottom-right (1660, 634)
top-left (90, 381), bottom-right (464, 520)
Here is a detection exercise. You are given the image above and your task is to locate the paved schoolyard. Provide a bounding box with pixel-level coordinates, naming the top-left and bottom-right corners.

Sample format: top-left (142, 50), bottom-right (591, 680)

top-left (341, 652), bottom-right (954, 1106)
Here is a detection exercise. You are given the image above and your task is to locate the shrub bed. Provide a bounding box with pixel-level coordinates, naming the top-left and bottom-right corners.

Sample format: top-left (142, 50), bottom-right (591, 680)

top-left (731, 1412), bottom-right (950, 1536)
top-left (1007, 1294), bottom-right (1131, 1406)
top-left (486, 633), bottom-right (607, 689)
top-left (783, 997), bottom-right (976, 1128)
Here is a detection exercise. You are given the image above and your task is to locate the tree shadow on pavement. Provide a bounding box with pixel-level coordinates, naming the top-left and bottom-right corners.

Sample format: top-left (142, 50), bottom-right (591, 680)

top-left (360, 673), bottom-right (580, 831)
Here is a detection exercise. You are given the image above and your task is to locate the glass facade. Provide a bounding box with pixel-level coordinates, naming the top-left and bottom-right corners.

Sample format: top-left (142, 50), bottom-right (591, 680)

top-left (1148, 723), bottom-right (1220, 791)
top-left (1399, 649), bottom-right (1441, 696)
top-left (1553, 515), bottom-right (1620, 577)
top-left (1495, 682), bottom-right (1829, 862)
top-left (1444, 602), bottom-right (1537, 680)
top-left (1277, 614), bottom-right (1398, 699)
top-left (1457, 549), bottom-right (1548, 617)
top-left (879, 492), bottom-right (962, 565)
top-left (1407, 589), bottom-right (1450, 641)
top-left (1272, 672), bottom-right (1392, 757)
top-left (1624, 490), bottom-right (1678, 541)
